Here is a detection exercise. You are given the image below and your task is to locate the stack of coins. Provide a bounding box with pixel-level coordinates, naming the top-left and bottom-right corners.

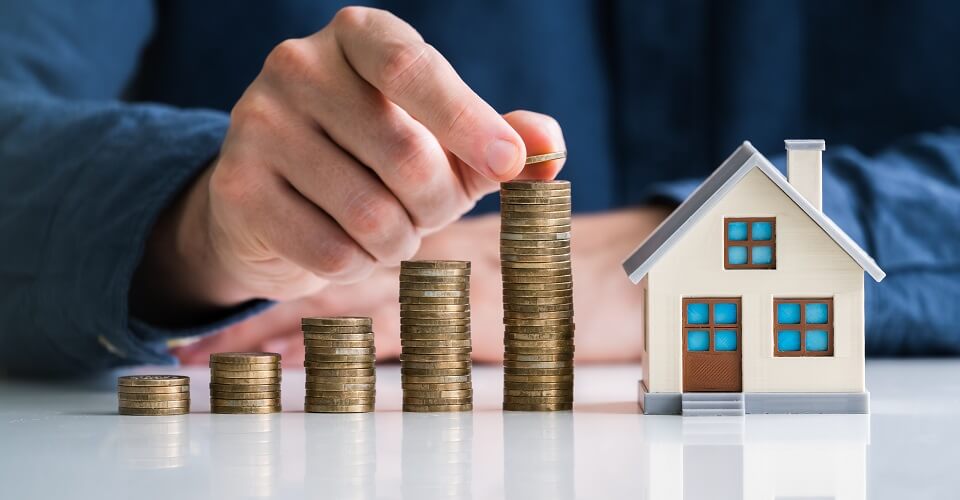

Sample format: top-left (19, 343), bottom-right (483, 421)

top-left (500, 179), bottom-right (575, 411)
top-left (302, 316), bottom-right (376, 413)
top-left (118, 375), bottom-right (190, 416)
top-left (209, 352), bottom-right (282, 414)
top-left (400, 260), bottom-right (473, 412)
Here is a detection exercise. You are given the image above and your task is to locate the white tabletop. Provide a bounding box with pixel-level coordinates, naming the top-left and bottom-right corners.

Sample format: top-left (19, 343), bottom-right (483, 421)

top-left (0, 360), bottom-right (957, 500)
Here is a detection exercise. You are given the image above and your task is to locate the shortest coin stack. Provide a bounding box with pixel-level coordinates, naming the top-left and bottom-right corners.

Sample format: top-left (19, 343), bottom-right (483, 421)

top-left (302, 317), bottom-right (377, 413)
top-left (118, 375), bottom-right (190, 416)
top-left (209, 352), bottom-right (282, 414)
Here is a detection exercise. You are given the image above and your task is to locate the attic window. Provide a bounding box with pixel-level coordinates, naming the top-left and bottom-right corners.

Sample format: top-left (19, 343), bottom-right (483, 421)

top-left (724, 217), bottom-right (776, 269)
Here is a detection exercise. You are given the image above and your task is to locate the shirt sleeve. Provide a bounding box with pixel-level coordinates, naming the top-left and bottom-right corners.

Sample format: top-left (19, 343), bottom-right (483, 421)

top-left (0, 1), bottom-right (268, 376)
top-left (642, 130), bottom-right (960, 356)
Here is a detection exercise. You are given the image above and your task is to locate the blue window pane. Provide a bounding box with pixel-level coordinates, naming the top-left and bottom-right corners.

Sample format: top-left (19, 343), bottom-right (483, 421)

top-left (751, 222), bottom-right (773, 241)
top-left (714, 303), bottom-right (738, 324)
top-left (806, 330), bottom-right (829, 351)
top-left (728, 222), bottom-right (747, 241)
top-left (687, 330), bottom-right (709, 351)
top-left (715, 330), bottom-right (738, 351)
top-left (806, 303), bottom-right (829, 324)
top-left (777, 330), bottom-right (801, 352)
top-left (752, 246), bottom-right (773, 265)
top-left (777, 303), bottom-right (801, 324)
top-left (728, 246), bottom-right (747, 265)
top-left (687, 303), bottom-right (709, 324)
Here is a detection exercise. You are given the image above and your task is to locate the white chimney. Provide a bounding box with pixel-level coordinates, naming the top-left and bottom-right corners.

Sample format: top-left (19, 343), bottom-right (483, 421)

top-left (785, 139), bottom-right (825, 211)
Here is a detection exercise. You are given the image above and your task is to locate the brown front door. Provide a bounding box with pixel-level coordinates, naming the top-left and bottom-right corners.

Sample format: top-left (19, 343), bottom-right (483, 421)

top-left (682, 298), bottom-right (742, 392)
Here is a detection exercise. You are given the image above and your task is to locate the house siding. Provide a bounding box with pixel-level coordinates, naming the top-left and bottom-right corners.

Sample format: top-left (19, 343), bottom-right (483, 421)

top-left (644, 169), bottom-right (865, 394)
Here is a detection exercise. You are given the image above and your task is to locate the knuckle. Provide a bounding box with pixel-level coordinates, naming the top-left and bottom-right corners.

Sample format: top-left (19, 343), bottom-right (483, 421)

top-left (343, 193), bottom-right (398, 239)
top-left (332, 6), bottom-right (371, 30)
top-left (378, 41), bottom-right (429, 94)
top-left (314, 240), bottom-right (359, 276)
top-left (264, 38), bottom-right (313, 79)
top-left (210, 159), bottom-right (259, 207)
top-left (230, 91), bottom-right (278, 132)
top-left (388, 130), bottom-right (436, 186)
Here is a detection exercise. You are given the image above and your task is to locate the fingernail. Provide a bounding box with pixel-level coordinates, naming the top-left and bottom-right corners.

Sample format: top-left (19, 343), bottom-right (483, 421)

top-left (485, 139), bottom-right (520, 177)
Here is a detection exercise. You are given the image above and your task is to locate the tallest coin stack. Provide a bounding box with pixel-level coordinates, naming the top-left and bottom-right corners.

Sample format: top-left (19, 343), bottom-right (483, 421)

top-left (500, 180), bottom-right (575, 411)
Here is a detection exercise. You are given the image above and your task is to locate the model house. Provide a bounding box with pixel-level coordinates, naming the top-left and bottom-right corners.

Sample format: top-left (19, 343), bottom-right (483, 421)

top-left (622, 140), bottom-right (884, 415)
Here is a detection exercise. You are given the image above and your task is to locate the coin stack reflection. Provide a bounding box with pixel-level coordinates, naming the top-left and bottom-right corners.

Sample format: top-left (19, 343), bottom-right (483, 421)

top-left (117, 375), bottom-right (190, 416)
top-left (212, 414), bottom-right (279, 498)
top-left (503, 413), bottom-right (574, 500)
top-left (114, 415), bottom-right (188, 469)
top-left (402, 413), bottom-right (473, 499)
top-left (400, 260), bottom-right (473, 412)
top-left (302, 316), bottom-right (376, 412)
top-left (500, 180), bottom-right (575, 411)
top-left (307, 414), bottom-right (376, 499)
top-left (209, 352), bottom-right (282, 414)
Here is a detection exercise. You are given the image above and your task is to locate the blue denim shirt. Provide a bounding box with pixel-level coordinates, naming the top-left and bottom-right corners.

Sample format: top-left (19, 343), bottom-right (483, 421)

top-left (2, 0), bottom-right (959, 375)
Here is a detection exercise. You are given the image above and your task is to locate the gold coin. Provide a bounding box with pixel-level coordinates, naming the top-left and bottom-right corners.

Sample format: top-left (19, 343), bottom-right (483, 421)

top-left (501, 228), bottom-right (572, 238)
top-left (500, 259), bottom-right (572, 269)
top-left (504, 324), bottom-right (575, 333)
top-left (500, 265), bottom-right (571, 276)
top-left (208, 361), bottom-right (280, 372)
top-left (400, 332), bottom-right (472, 341)
top-left (211, 405), bottom-right (281, 414)
top-left (500, 253), bottom-right (570, 264)
top-left (117, 385), bottom-right (190, 394)
top-left (303, 354), bottom-right (375, 363)
top-left (503, 295), bottom-right (573, 305)
top-left (401, 382), bottom-right (473, 391)
top-left (301, 325), bottom-right (373, 334)
top-left (501, 274), bottom-right (572, 284)
top-left (304, 390), bottom-right (374, 400)
top-left (401, 318), bottom-right (470, 326)
top-left (503, 360), bottom-right (574, 369)
top-left (399, 353), bottom-right (471, 363)
top-left (302, 346), bottom-right (376, 356)
top-left (521, 152), bottom-right (567, 165)
top-left (399, 282), bottom-right (470, 291)
top-left (208, 368), bottom-right (282, 378)
top-left (117, 375), bottom-right (189, 387)
top-left (400, 325), bottom-right (470, 334)
top-left (209, 391), bottom-right (281, 400)
top-left (504, 388), bottom-right (574, 396)
top-left (209, 383), bottom-right (280, 393)
top-left (505, 338), bottom-right (575, 348)
top-left (503, 311), bottom-right (573, 320)
top-left (398, 296), bottom-right (470, 305)
top-left (502, 204), bottom-right (572, 214)
top-left (403, 397), bottom-right (472, 406)
top-left (304, 404), bottom-right (373, 413)
top-left (500, 219), bottom-right (570, 229)
top-left (303, 361), bottom-right (374, 370)
top-left (305, 397), bottom-right (375, 406)
top-left (502, 284), bottom-right (573, 294)
top-left (210, 398), bottom-right (281, 407)
top-left (209, 352), bottom-right (280, 364)
top-left (503, 318), bottom-right (574, 327)
top-left (119, 407), bottom-right (189, 416)
top-left (505, 348), bottom-right (575, 357)
top-left (403, 403), bottom-right (473, 412)
top-left (305, 384), bottom-right (376, 393)
top-left (401, 339), bottom-right (472, 348)
top-left (301, 317), bottom-right (371, 327)
top-left (501, 209), bottom-right (571, 219)
top-left (302, 368), bottom-right (375, 377)
top-left (401, 260), bottom-right (470, 269)
top-left (500, 196), bottom-right (572, 205)
top-left (503, 395), bottom-right (572, 404)
top-left (400, 360), bottom-right (472, 370)
top-left (403, 389), bottom-right (473, 399)
top-left (300, 340), bottom-right (373, 349)
top-left (500, 238), bottom-right (571, 249)
top-left (401, 374), bottom-right (471, 384)
top-left (304, 375), bottom-right (376, 384)
top-left (504, 305), bottom-right (574, 315)
top-left (504, 368), bottom-right (573, 377)
top-left (398, 290), bottom-right (469, 298)
top-left (402, 348), bottom-right (472, 356)
top-left (401, 368), bottom-right (471, 377)
top-left (398, 272), bottom-right (469, 282)
top-left (400, 311), bottom-right (471, 320)
top-left (503, 353), bottom-right (574, 362)
top-left (118, 392), bottom-right (191, 401)
top-left (400, 303), bottom-right (471, 312)
top-left (302, 332), bottom-right (373, 342)
top-left (119, 399), bottom-right (190, 409)
top-left (503, 374), bottom-right (574, 383)
top-left (209, 377), bottom-right (282, 385)
top-left (398, 268), bottom-right (471, 277)
top-left (503, 403), bottom-right (572, 412)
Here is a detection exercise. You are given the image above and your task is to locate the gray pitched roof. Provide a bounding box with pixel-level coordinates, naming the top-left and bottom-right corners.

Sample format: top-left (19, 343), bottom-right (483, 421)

top-left (622, 141), bottom-right (886, 283)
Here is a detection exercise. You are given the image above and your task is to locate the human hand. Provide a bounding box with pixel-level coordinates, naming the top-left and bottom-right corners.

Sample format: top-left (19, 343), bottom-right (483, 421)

top-left (132, 7), bottom-right (565, 321)
top-left (174, 207), bottom-right (671, 366)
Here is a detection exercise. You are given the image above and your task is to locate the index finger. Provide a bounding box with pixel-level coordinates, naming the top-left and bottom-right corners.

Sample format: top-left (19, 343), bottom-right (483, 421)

top-left (330, 7), bottom-right (526, 181)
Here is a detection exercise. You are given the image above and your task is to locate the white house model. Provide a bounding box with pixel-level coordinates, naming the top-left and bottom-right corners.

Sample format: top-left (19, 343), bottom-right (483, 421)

top-left (622, 140), bottom-right (885, 416)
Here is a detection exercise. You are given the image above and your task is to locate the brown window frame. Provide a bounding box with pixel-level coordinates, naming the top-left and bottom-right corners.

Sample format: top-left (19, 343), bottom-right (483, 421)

top-left (773, 298), bottom-right (834, 357)
top-left (723, 217), bottom-right (777, 269)
top-left (682, 298), bottom-right (742, 353)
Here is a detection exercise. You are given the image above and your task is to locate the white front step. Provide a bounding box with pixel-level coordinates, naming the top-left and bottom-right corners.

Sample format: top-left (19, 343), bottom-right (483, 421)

top-left (682, 393), bottom-right (745, 417)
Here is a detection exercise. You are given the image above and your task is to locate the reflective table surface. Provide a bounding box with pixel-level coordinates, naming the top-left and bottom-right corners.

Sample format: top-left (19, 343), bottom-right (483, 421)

top-left (1, 360), bottom-right (957, 499)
